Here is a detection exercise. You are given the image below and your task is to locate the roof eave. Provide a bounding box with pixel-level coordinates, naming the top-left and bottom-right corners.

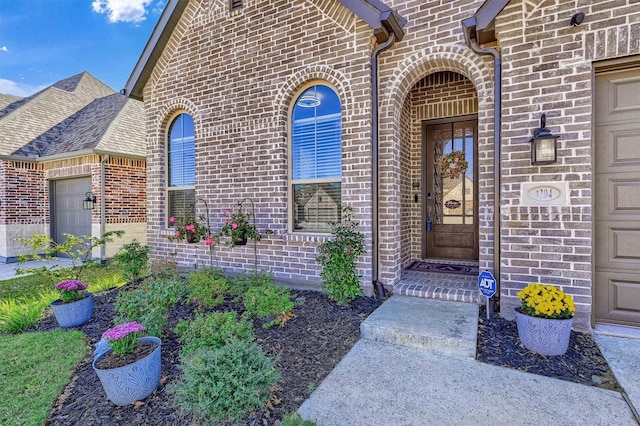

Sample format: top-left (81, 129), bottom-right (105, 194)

top-left (338, 0), bottom-right (406, 43)
top-left (462, 0), bottom-right (511, 45)
top-left (123, 0), bottom-right (188, 101)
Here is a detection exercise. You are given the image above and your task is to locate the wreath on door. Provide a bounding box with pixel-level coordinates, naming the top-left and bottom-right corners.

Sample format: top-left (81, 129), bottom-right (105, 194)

top-left (436, 150), bottom-right (469, 180)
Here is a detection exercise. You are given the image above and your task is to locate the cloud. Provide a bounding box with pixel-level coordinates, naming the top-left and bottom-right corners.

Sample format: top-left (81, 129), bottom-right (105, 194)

top-left (0, 46), bottom-right (8, 52)
top-left (0, 78), bottom-right (48, 97)
top-left (91, 0), bottom-right (153, 23)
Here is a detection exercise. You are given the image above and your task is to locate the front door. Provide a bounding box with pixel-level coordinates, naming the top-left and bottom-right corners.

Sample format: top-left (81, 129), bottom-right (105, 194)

top-left (51, 177), bottom-right (92, 248)
top-left (423, 117), bottom-right (478, 260)
top-left (594, 64), bottom-right (640, 328)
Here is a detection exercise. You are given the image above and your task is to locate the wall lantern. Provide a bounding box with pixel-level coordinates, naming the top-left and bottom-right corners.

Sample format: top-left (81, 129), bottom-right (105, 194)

top-left (83, 192), bottom-right (97, 210)
top-left (530, 113), bottom-right (559, 165)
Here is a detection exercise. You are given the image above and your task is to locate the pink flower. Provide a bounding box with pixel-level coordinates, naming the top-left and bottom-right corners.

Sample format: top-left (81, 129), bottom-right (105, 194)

top-left (102, 322), bottom-right (146, 341)
top-left (223, 211), bottom-right (228, 217)
top-left (175, 230), bottom-right (180, 236)
top-left (205, 237), bottom-right (213, 245)
top-left (232, 223), bottom-right (238, 229)
top-left (169, 216), bottom-right (175, 223)
top-left (186, 224), bottom-right (194, 232)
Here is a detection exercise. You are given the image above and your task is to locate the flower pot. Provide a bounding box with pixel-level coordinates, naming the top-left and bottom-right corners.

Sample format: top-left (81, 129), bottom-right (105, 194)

top-left (92, 336), bottom-right (162, 406)
top-left (186, 231), bottom-right (196, 243)
top-left (514, 309), bottom-right (573, 356)
top-left (50, 292), bottom-right (94, 328)
top-left (232, 231), bottom-right (248, 246)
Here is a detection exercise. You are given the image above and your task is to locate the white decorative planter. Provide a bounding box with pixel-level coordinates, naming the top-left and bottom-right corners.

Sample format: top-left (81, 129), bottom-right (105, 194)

top-left (92, 336), bottom-right (162, 406)
top-left (50, 292), bottom-right (94, 328)
top-left (515, 309), bottom-right (573, 356)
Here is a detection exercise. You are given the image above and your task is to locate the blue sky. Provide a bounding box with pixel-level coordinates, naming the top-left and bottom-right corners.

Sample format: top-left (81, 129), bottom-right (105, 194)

top-left (0, 0), bottom-right (166, 97)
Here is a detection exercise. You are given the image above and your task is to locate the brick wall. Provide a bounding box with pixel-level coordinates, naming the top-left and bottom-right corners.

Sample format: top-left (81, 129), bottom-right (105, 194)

top-left (143, 0), bottom-right (374, 291)
top-left (495, 0), bottom-right (640, 328)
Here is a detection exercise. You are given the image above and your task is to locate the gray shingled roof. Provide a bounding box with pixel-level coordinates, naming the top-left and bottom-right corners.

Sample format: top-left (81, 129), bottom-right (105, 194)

top-left (0, 94), bottom-right (22, 111)
top-left (0, 72), bottom-right (145, 159)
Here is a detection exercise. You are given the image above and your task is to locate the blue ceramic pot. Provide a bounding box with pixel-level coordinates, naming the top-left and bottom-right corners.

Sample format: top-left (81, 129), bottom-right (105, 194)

top-left (92, 336), bottom-right (162, 406)
top-left (515, 309), bottom-right (573, 356)
top-left (50, 292), bottom-right (93, 328)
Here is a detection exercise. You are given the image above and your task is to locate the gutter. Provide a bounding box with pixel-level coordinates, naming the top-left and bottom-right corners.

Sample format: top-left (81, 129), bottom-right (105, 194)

top-left (99, 154), bottom-right (110, 262)
top-left (462, 16), bottom-right (502, 305)
top-left (371, 32), bottom-right (397, 299)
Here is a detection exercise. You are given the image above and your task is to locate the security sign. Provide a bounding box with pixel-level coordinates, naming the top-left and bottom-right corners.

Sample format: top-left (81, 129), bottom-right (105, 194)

top-left (478, 271), bottom-right (496, 298)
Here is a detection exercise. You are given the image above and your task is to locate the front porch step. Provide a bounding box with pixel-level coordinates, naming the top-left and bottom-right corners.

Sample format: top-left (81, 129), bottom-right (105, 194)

top-left (394, 265), bottom-right (482, 304)
top-left (360, 296), bottom-right (479, 359)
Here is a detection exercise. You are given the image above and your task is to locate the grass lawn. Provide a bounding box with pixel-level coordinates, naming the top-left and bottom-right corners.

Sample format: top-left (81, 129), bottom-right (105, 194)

top-left (0, 330), bottom-right (87, 426)
top-left (0, 264), bottom-right (126, 334)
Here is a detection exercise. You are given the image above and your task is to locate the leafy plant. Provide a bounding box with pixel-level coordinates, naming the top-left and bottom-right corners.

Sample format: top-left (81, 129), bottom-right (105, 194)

top-left (316, 206), bottom-right (366, 304)
top-left (243, 281), bottom-right (294, 329)
top-left (218, 204), bottom-right (261, 246)
top-left (16, 230), bottom-right (125, 282)
top-left (0, 294), bottom-right (55, 334)
top-left (55, 280), bottom-right (88, 303)
top-left (174, 312), bottom-right (254, 356)
top-left (101, 322), bottom-right (147, 355)
top-left (229, 270), bottom-right (272, 297)
top-left (113, 240), bottom-right (149, 282)
top-left (187, 267), bottom-right (229, 309)
top-left (114, 278), bottom-right (186, 337)
top-left (148, 257), bottom-right (180, 280)
top-left (169, 214), bottom-right (212, 244)
top-left (171, 339), bottom-right (279, 424)
top-left (89, 271), bottom-right (127, 293)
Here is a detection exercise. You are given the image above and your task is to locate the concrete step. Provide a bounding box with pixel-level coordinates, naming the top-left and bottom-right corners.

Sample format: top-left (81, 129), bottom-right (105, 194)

top-left (360, 296), bottom-right (478, 359)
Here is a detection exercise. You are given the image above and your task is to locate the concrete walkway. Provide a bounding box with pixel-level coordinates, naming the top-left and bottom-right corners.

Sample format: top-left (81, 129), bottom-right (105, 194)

top-left (298, 296), bottom-right (640, 426)
top-left (0, 258), bottom-right (74, 281)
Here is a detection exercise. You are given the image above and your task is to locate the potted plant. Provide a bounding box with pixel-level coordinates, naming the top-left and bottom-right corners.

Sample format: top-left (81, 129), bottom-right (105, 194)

top-left (92, 322), bottom-right (162, 406)
top-left (514, 282), bottom-right (576, 356)
top-left (218, 206), bottom-right (261, 246)
top-left (169, 214), bottom-right (211, 244)
top-left (16, 230), bottom-right (124, 328)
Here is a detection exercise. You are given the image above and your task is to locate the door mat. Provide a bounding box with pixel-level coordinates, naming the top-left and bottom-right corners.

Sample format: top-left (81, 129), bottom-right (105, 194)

top-left (407, 261), bottom-right (479, 276)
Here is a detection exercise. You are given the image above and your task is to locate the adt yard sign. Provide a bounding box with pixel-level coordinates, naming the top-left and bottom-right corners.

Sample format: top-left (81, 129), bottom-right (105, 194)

top-left (478, 271), bottom-right (496, 298)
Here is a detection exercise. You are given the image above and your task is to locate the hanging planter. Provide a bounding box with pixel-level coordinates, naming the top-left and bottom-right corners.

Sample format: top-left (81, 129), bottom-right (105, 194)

top-left (436, 150), bottom-right (468, 180)
top-left (232, 231), bottom-right (248, 246)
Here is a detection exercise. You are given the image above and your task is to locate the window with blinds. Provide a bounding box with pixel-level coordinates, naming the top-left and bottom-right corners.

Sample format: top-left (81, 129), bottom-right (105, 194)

top-left (229, 0), bottom-right (243, 12)
top-left (290, 84), bottom-right (342, 232)
top-left (167, 113), bottom-right (195, 226)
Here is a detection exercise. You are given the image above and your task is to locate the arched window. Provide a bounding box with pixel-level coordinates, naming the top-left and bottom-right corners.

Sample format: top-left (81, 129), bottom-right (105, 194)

top-left (167, 113), bottom-right (195, 226)
top-left (290, 84), bottom-right (342, 232)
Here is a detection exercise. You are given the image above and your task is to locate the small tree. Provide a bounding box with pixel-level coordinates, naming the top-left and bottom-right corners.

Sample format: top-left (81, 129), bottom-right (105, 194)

top-left (316, 206), bottom-right (366, 304)
top-left (113, 240), bottom-right (149, 282)
top-left (16, 230), bottom-right (125, 282)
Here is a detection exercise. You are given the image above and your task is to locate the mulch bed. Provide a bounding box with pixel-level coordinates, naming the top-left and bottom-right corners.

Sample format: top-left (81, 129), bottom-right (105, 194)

top-left (26, 285), bottom-right (621, 425)
top-left (476, 306), bottom-right (621, 392)
top-left (29, 284), bottom-right (382, 425)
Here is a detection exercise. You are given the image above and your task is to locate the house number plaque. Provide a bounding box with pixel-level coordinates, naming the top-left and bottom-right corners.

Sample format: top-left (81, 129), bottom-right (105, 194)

top-left (520, 182), bottom-right (569, 206)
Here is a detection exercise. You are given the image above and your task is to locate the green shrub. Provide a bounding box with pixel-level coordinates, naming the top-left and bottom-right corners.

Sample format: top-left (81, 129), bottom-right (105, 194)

top-left (171, 339), bottom-right (279, 424)
top-left (114, 278), bottom-right (186, 336)
top-left (229, 270), bottom-right (273, 297)
top-left (187, 267), bottom-right (229, 309)
top-left (89, 271), bottom-right (127, 293)
top-left (113, 240), bottom-right (149, 282)
top-left (282, 413), bottom-right (317, 426)
top-left (243, 283), bottom-right (294, 329)
top-left (316, 206), bottom-right (366, 304)
top-left (147, 257), bottom-right (180, 280)
top-left (174, 311), bottom-right (254, 356)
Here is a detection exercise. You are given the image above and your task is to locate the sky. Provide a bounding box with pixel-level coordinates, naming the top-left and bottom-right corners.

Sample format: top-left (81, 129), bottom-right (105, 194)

top-left (0, 0), bottom-right (167, 97)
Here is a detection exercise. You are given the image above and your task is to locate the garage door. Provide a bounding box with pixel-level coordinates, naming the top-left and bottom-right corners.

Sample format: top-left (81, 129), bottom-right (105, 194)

top-left (52, 178), bottom-right (92, 246)
top-left (594, 65), bottom-right (640, 328)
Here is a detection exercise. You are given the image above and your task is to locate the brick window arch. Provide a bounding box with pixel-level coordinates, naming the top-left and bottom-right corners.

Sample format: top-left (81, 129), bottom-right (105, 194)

top-left (289, 83), bottom-right (342, 233)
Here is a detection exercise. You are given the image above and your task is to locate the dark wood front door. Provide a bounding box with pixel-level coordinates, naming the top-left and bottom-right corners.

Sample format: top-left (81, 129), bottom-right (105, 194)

top-left (423, 117), bottom-right (478, 260)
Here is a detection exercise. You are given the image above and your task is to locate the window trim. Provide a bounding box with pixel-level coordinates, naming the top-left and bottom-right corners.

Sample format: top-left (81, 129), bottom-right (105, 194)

top-left (165, 111), bottom-right (196, 229)
top-left (287, 81), bottom-right (343, 234)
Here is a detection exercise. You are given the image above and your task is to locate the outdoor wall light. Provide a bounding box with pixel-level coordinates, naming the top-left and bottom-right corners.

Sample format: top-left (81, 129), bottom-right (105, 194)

top-left (570, 13), bottom-right (585, 27)
top-left (83, 192), bottom-right (97, 210)
top-left (530, 113), bottom-right (559, 165)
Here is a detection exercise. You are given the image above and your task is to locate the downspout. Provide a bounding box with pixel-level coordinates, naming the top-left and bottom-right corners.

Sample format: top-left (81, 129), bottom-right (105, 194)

top-left (462, 19), bottom-right (502, 306)
top-left (372, 32), bottom-right (396, 299)
top-left (99, 154), bottom-right (109, 263)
